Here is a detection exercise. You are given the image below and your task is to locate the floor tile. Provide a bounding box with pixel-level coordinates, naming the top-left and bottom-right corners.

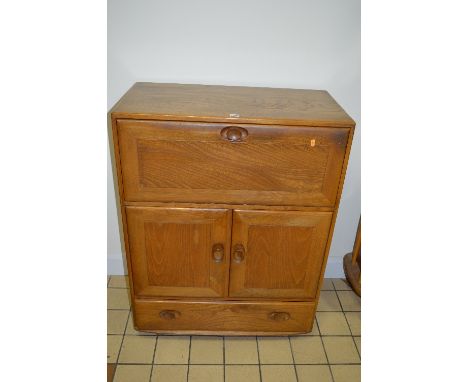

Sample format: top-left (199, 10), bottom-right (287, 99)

top-left (188, 365), bottom-right (223, 382)
top-left (261, 365), bottom-right (297, 382)
top-left (189, 336), bottom-right (223, 364)
top-left (331, 365), bottom-right (361, 382)
top-left (296, 365), bottom-right (333, 382)
top-left (151, 365), bottom-right (187, 382)
top-left (224, 337), bottom-right (258, 364)
top-left (345, 312), bottom-right (361, 335)
top-left (225, 365), bottom-right (260, 382)
top-left (290, 336), bottom-right (327, 364)
top-left (317, 291), bottom-right (341, 311)
top-left (113, 364), bottom-right (152, 382)
top-left (316, 312), bottom-right (351, 335)
top-left (354, 337), bottom-right (361, 356)
top-left (118, 335), bottom-right (156, 364)
top-left (321, 278), bottom-right (334, 291)
top-left (332, 278), bottom-right (352, 290)
top-left (107, 288), bottom-right (130, 310)
top-left (109, 275), bottom-right (130, 288)
top-left (257, 337), bottom-right (293, 364)
top-left (337, 291), bottom-right (361, 311)
top-left (107, 335), bottom-right (122, 363)
top-left (108, 310), bottom-right (129, 335)
top-left (322, 337), bottom-right (360, 364)
top-left (125, 312), bottom-right (154, 335)
top-left (154, 335), bottom-right (190, 364)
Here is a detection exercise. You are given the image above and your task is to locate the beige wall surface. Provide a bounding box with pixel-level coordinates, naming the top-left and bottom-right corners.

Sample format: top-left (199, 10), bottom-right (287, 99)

top-left (107, 0), bottom-right (360, 276)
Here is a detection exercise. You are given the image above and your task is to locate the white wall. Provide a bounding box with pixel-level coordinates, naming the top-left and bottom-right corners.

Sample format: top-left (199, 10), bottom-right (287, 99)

top-left (107, 0), bottom-right (360, 276)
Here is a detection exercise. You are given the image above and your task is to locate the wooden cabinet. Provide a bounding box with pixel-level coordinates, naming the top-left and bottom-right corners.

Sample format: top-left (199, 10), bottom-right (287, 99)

top-left (110, 83), bottom-right (355, 335)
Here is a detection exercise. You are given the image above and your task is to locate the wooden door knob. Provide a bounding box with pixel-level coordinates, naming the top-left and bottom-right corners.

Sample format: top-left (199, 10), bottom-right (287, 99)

top-left (159, 310), bottom-right (181, 320)
top-left (232, 244), bottom-right (245, 263)
top-left (212, 243), bottom-right (225, 263)
top-left (220, 126), bottom-right (248, 142)
top-left (268, 312), bottom-right (291, 321)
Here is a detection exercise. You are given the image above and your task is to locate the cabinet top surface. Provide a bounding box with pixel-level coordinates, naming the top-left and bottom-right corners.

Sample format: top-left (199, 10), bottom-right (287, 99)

top-left (111, 82), bottom-right (355, 127)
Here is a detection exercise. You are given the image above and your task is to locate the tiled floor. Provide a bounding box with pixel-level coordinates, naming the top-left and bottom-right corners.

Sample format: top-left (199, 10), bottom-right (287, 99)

top-left (107, 276), bottom-right (361, 382)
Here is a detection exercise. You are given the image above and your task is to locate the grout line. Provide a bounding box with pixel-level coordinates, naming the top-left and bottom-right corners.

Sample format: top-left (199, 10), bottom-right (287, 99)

top-left (256, 336), bottom-right (263, 382)
top-left (107, 286), bottom-right (130, 289)
top-left (111, 362), bottom-right (361, 366)
top-left (331, 278), bottom-right (352, 292)
top-left (288, 336), bottom-right (299, 382)
top-left (352, 336), bottom-right (361, 358)
top-left (186, 336), bottom-right (192, 382)
top-left (222, 336), bottom-right (226, 382)
top-left (316, 318), bottom-right (336, 382)
top-left (334, 290), bottom-right (361, 359)
top-left (110, 333), bottom-right (357, 338)
top-left (148, 335), bottom-right (158, 382)
top-left (112, 310), bottom-right (131, 374)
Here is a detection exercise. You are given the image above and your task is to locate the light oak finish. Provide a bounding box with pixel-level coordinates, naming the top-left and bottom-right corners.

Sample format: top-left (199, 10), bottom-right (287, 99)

top-left (229, 210), bottom-right (333, 298)
top-left (117, 119), bottom-right (348, 206)
top-left (111, 82), bottom-right (354, 127)
top-left (126, 207), bottom-right (231, 298)
top-left (133, 299), bottom-right (316, 333)
top-left (109, 82), bottom-right (355, 334)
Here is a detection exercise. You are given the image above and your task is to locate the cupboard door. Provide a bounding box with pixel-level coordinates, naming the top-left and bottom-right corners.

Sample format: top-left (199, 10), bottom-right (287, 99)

top-left (229, 210), bottom-right (332, 299)
top-left (126, 207), bottom-right (231, 298)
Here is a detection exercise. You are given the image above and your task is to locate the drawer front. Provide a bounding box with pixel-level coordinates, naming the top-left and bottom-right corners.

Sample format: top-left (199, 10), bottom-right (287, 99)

top-left (133, 300), bottom-right (316, 333)
top-left (117, 119), bottom-right (349, 207)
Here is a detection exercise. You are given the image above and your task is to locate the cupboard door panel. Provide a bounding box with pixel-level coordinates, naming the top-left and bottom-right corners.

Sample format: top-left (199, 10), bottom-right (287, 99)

top-left (229, 210), bottom-right (332, 298)
top-left (126, 207), bottom-right (231, 298)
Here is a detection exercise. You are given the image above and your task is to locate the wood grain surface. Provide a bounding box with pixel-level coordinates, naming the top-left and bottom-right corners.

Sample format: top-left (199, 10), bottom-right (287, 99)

top-left (110, 82), bottom-right (355, 127)
top-left (133, 299), bottom-right (316, 333)
top-left (109, 82), bottom-right (355, 334)
top-left (229, 210), bottom-right (333, 299)
top-left (117, 119), bottom-right (349, 207)
top-left (125, 207), bottom-right (231, 298)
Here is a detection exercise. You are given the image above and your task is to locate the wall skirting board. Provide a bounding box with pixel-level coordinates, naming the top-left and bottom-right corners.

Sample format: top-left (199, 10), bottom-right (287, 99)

top-left (107, 255), bottom-right (345, 278)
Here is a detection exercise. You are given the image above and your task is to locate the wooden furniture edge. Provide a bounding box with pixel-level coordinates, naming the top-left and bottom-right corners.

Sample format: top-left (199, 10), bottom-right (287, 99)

top-left (110, 113), bottom-right (355, 128)
top-left (313, 125), bottom-right (356, 300)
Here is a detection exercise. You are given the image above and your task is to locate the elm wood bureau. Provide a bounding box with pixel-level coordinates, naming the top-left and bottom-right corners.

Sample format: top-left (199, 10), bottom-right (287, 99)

top-left (110, 82), bottom-right (355, 335)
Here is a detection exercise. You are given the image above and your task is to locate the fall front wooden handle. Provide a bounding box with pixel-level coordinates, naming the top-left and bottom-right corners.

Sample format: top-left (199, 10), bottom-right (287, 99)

top-left (268, 312), bottom-right (291, 321)
top-left (159, 310), bottom-right (181, 320)
top-left (220, 126), bottom-right (248, 142)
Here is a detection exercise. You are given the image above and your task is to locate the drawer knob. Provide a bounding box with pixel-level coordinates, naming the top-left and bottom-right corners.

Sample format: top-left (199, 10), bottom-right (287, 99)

top-left (232, 244), bottom-right (245, 263)
top-left (221, 126), bottom-right (248, 142)
top-left (212, 243), bottom-right (225, 263)
top-left (268, 312), bottom-right (291, 321)
top-left (159, 310), bottom-right (181, 320)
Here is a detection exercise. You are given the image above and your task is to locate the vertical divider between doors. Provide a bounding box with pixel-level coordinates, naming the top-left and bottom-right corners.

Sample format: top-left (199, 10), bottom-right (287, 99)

top-left (224, 209), bottom-right (235, 298)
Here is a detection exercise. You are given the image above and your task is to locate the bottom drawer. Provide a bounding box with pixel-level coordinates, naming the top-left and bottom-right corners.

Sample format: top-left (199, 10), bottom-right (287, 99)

top-left (133, 299), bottom-right (316, 335)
